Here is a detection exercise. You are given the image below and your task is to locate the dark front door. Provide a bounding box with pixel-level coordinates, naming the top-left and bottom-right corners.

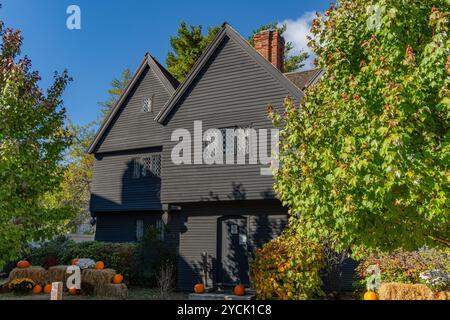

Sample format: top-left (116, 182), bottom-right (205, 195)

top-left (217, 216), bottom-right (249, 286)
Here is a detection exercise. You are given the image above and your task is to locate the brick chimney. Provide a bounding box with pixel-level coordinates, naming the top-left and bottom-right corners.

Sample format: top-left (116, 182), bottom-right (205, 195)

top-left (253, 29), bottom-right (285, 72)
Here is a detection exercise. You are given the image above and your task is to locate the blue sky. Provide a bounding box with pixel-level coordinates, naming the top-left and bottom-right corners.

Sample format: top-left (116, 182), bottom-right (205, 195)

top-left (1, 0), bottom-right (329, 127)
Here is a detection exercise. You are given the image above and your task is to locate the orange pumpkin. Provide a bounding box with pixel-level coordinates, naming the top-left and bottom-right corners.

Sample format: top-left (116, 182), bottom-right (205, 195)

top-left (364, 291), bottom-right (378, 300)
top-left (68, 287), bottom-right (77, 295)
top-left (32, 285), bottom-right (42, 294)
top-left (194, 283), bottom-right (205, 294)
top-left (113, 274), bottom-right (123, 284)
top-left (234, 284), bottom-right (245, 296)
top-left (95, 261), bottom-right (105, 270)
top-left (17, 260), bottom-right (30, 269)
top-left (43, 284), bottom-right (52, 294)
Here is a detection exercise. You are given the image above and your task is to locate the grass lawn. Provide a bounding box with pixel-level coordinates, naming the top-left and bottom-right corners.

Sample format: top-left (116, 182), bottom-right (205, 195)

top-left (127, 287), bottom-right (187, 300)
top-left (0, 285), bottom-right (188, 300)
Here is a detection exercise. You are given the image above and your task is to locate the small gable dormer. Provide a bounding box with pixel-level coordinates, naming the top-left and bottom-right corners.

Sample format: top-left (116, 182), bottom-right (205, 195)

top-left (88, 54), bottom-right (179, 154)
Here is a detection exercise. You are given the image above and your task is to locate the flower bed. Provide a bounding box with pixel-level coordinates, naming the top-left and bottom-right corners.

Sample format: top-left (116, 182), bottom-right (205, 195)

top-left (8, 278), bottom-right (35, 294)
top-left (357, 248), bottom-right (450, 299)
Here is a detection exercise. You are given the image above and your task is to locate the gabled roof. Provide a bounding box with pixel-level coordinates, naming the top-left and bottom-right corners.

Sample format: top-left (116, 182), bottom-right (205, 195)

top-left (88, 54), bottom-right (179, 154)
top-left (154, 23), bottom-right (306, 124)
top-left (284, 69), bottom-right (323, 90)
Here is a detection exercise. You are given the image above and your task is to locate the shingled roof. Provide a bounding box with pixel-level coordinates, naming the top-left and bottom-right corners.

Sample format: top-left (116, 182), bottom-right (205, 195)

top-left (284, 69), bottom-right (323, 90)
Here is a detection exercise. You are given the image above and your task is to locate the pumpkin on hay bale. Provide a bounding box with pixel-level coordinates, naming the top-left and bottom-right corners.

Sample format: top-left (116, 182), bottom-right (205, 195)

top-left (47, 265), bottom-right (70, 284)
top-left (113, 274), bottom-right (123, 284)
top-left (8, 266), bottom-right (47, 285)
top-left (379, 283), bottom-right (435, 300)
top-left (81, 268), bottom-right (116, 286)
top-left (94, 283), bottom-right (128, 300)
top-left (17, 260), bottom-right (30, 269)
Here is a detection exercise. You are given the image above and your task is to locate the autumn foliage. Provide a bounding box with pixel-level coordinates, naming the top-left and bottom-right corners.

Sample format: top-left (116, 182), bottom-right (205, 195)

top-left (251, 233), bottom-right (325, 300)
top-left (269, 0), bottom-right (449, 254)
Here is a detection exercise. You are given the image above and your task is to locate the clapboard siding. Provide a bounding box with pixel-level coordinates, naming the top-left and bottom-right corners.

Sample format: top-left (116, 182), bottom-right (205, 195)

top-left (95, 212), bottom-right (162, 242)
top-left (168, 200), bottom-right (288, 290)
top-left (161, 36), bottom-right (299, 204)
top-left (90, 148), bottom-right (162, 212)
top-left (95, 65), bottom-right (168, 153)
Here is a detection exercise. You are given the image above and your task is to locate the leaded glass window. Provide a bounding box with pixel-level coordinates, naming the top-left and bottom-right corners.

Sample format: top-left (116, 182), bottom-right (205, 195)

top-left (132, 154), bottom-right (161, 178)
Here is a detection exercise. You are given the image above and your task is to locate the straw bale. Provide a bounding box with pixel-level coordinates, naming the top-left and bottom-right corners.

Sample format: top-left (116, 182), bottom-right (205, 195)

top-left (379, 283), bottom-right (434, 300)
top-left (8, 267), bottom-right (47, 285)
top-left (81, 268), bottom-right (116, 286)
top-left (47, 265), bottom-right (70, 284)
top-left (94, 283), bottom-right (128, 299)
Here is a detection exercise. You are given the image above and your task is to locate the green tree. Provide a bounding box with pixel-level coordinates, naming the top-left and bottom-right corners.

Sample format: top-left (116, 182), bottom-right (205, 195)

top-left (269, 0), bottom-right (449, 255)
top-left (99, 68), bottom-right (132, 117)
top-left (166, 22), bottom-right (220, 82)
top-left (48, 122), bottom-right (96, 233)
top-left (59, 67), bottom-right (133, 234)
top-left (0, 21), bottom-right (74, 266)
top-left (50, 70), bottom-right (131, 236)
top-left (249, 23), bottom-right (309, 72)
top-left (56, 69), bottom-right (132, 235)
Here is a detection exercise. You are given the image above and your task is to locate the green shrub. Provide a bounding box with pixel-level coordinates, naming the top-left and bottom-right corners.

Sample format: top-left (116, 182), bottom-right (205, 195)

top-left (356, 248), bottom-right (450, 291)
top-left (26, 235), bottom-right (70, 267)
top-left (58, 241), bottom-right (139, 281)
top-left (250, 232), bottom-right (325, 300)
top-left (132, 227), bottom-right (177, 286)
top-left (22, 229), bottom-right (176, 287)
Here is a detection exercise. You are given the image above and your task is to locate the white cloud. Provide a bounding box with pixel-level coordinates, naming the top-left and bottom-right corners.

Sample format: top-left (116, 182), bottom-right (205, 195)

top-left (279, 11), bottom-right (317, 70)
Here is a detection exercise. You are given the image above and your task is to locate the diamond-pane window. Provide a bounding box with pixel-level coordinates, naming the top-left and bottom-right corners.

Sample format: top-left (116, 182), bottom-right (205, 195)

top-left (151, 154), bottom-right (161, 177)
top-left (141, 154), bottom-right (161, 178)
top-left (132, 154), bottom-right (161, 178)
top-left (219, 126), bottom-right (252, 157)
top-left (203, 131), bottom-right (221, 162)
top-left (236, 127), bottom-right (252, 155)
top-left (142, 96), bottom-right (153, 113)
top-left (221, 128), bottom-right (234, 155)
top-left (132, 158), bottom-right (141, 179)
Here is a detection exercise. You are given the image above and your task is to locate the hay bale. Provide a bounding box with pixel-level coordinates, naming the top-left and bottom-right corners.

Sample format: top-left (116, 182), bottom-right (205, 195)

top-left (81, 268), bottom-right (116, 286)
top-left (8, 267), bottom-right (47, 285)
top-left (379, 283), bottom-right (434, 300)
top-left (435, 292), bottom-right (450, 300)
top-left (47, 265), bottom-right (70, 284)
top-left (94, 283), bottom-right (128, 299)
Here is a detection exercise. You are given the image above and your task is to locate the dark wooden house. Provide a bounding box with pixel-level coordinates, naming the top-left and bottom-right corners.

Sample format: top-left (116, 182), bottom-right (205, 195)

top-left (88, 23), bottom-right (323, 290)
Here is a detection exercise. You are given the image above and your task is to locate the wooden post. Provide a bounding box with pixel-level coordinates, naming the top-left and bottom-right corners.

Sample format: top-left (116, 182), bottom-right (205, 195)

top-left (50, 282), bottom-right (63, 300)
